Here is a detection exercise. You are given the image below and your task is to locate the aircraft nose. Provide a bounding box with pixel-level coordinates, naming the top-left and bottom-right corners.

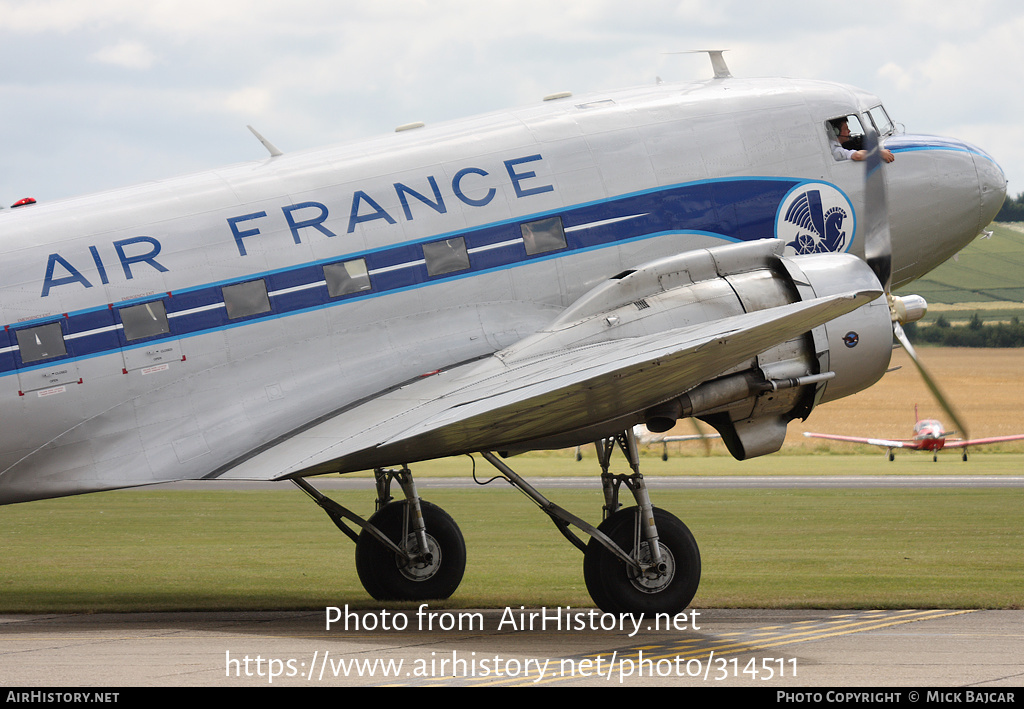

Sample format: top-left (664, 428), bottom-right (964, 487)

top-left (973, 147), bottom-right (1007, 226)
top-left (885, 135), bottom-right (1007, 289)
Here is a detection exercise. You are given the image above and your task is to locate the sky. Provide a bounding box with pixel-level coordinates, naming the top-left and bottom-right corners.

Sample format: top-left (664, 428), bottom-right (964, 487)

top-left (2, 0), bottom-right (1023, 205)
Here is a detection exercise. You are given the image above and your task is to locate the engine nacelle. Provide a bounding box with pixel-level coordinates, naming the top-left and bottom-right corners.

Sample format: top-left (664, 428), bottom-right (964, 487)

top-left (605, 240), bottom-right (893, 460)
top-left (683, 249), bottom-right (893, 459)
top-left (622, 242), bottom-right (888, 459)
top-left (499, 239), bottom-right (893, 459)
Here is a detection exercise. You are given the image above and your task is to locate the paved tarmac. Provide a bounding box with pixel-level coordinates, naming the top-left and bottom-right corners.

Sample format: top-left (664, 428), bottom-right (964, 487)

top-left (2, 608), bottom-right (1021, 687)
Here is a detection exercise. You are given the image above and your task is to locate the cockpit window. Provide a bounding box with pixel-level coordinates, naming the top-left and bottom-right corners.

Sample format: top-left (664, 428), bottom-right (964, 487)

top-left (826, 114), bottom-right (866, 161)
top-left (866, 105), bottom-right (894, 137)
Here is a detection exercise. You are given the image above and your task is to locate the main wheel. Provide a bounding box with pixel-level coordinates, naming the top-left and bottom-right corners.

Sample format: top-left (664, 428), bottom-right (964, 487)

top-left (355, 501), bottom-right (466, 601)
top-left (583, 507), bottom-right (700, 616)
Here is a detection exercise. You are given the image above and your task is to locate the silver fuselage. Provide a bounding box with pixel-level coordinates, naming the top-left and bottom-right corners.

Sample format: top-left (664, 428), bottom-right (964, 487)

top-left (0, 76), bottom-right (1005, 503)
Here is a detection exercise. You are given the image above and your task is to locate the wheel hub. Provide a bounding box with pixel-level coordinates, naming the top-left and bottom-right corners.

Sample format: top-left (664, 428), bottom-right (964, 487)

top-left (628, 541), bottom-right (676, 593)
top-left (398, 533), bottom-right (442, 581)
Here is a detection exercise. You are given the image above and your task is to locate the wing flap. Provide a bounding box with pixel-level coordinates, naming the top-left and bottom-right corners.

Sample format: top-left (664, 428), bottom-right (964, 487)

top-left (218, 289), bottom-right (880, 480)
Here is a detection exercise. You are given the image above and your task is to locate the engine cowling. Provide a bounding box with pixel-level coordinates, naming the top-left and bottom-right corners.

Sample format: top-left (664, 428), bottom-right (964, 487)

top-left (629, 243), bottom-right (893, 459)
top-left (498, 239), bottom-right (893, 459)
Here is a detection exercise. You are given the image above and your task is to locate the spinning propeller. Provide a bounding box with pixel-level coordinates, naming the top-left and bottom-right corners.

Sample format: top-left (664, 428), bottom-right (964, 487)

top-left (861, 128), bottom-right (970, 440)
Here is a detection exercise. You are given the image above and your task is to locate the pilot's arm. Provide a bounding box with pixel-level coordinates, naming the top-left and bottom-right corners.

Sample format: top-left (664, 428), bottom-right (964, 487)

top-left (833, 142), bottom-right (895, 163)
top-left (850, 148), bottom-right (895, 163)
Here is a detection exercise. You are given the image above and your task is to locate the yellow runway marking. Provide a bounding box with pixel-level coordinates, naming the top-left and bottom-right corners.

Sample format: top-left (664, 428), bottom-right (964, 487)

top-left (471, 609), bottom-right (975, 687)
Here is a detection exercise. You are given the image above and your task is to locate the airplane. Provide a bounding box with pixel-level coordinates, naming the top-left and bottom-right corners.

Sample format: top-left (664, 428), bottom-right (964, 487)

top-left (804, 407), bottom-right (1024, 462)
top-left (575, 424), bottom-right (720, 461)
top-left (0, 52), bottom-right (1006, 615)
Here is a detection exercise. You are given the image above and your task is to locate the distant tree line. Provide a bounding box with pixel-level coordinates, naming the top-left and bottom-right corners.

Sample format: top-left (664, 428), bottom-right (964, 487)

top-left (995, 192), bottom-right (1024, 221)
top-left (903, 315), bottom-right (1024, 347)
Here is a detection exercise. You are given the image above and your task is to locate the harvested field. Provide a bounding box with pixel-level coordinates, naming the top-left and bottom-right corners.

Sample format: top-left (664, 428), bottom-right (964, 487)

top-left (788, 347), bottom-right (1024, 450)
top-left (652, 348), bottom-right (1024, 455)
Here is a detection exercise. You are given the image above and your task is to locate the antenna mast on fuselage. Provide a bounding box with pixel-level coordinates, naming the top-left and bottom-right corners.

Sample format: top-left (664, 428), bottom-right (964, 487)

top-left (665, 49), bottom-right (733, 79)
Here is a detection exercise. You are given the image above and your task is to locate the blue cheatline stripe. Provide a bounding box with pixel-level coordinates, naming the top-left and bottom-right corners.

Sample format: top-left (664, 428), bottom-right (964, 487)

top-left (1, 176), bottom-right (807, 378)
top-left (886, 135), bottom-right (999, 164)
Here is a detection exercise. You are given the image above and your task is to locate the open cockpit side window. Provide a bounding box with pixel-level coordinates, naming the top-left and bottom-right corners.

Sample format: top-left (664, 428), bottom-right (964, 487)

top-left (826, 114), bottom-right (866, 161)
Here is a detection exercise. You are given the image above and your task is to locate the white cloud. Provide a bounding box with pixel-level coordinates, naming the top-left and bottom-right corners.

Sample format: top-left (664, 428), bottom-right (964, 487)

top-left (91, 40), bottom-right (156, 70)
top-left (3, 0), bottom-right (1024, 198)
top-left (222, 87), bottom-right (274, 116)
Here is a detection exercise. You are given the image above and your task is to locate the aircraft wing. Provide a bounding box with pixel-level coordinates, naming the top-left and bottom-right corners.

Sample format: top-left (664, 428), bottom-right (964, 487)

top-left (941, 434), bottom-right (1024, 449)
top-left (218, 289), bottom-right (879, 481)
top-left (802, 432), bottom-right (917, 450)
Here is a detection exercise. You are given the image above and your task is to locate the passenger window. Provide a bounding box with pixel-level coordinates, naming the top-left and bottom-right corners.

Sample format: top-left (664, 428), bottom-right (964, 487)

top-left (521, 216), bottom-right (567, 255)
top-left (423, 237), bottom-right (470, 276)
top-left (120, 301), bottom-right (170, 341)
top-left (324, 258), bottom-right (371, 297)
top-left (223, 279), bottom-right (271, 319)
top-left (16, 322), bottom-right (67, 363)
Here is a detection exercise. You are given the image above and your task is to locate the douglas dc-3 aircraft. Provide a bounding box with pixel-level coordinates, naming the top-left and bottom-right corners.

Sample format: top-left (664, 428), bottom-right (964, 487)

top-left (0, 53), bottom-right (1006, 614)
top-left (805, 407), bottom-right (1024, 461)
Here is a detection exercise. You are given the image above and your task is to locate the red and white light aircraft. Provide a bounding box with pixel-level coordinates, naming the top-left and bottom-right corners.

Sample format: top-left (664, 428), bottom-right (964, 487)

top-left (804, 407), bottom-right (1024, 461)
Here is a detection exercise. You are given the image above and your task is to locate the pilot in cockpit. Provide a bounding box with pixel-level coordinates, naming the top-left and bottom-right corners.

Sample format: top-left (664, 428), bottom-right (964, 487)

top-left (828, 117), bottom-right (894, 163)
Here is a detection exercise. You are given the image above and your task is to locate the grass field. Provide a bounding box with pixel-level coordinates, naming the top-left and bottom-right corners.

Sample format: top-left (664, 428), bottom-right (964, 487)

top-left (895, 222), bottom-right (1024, 320)
top-left (2, 483), bottom-right (1021, 613)
top-left (690, 347), bottom-right (1024, 457)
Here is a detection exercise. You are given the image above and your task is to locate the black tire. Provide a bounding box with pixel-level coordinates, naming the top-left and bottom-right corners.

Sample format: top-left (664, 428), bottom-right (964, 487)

top-left (355, 501), bottom-right (466, 601)
top-left (583, 507), bottom-right (700, 616)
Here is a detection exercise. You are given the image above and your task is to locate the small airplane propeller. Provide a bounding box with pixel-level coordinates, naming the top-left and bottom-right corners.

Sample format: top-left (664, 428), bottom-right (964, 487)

top-left (689, 417), bottom-right (714, 457)
top-left (861, 127), bottom-right (970, 441)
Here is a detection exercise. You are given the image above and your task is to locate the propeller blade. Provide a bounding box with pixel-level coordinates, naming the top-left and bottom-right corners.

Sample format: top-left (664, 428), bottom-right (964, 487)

top-left (862, 126), bottom-right (892, 293)
top-left (861, 126), bottom-right (971, 443)
top-left (893, 322), bottom-right (969, 441)
top-left (690, 418), bottom-right (714, 456)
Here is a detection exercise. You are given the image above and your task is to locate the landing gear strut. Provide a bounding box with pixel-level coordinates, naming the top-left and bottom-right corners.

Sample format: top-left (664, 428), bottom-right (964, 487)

top-left (293, 467), bottom-right (465, 601)
top-left (296, 427), bottom-right (699, 614)
top-left (481, 427), bottom-right (700, 615)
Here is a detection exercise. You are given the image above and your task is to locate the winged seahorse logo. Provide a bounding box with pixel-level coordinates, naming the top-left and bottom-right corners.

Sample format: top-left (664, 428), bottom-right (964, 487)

top-left (783, 189), bottom-right (849, 254)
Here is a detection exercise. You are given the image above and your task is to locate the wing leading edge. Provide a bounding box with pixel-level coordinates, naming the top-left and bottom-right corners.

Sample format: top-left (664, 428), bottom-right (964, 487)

top-left (803, 432), bottom-right (915, 449)
top-left (217, 288), bottom-right (881, 481)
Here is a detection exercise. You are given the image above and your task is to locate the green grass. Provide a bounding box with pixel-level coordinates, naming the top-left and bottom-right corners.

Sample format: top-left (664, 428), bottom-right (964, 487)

top-left (414, 451), bottom-right (1024, 473)
top-left (895, 222), bottom-right (1024, 316)
top-left (2, 465), bottom-right (1021, 612)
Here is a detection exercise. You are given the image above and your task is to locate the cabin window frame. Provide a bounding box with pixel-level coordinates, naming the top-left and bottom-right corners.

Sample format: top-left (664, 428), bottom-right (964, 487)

top-left (119, 300), bottom-right (171, 342)
top-left (423, 237), bottom-right (471, 277)
top-left (15, 321), bottom-right (67, 364)
top-left (521, 216), bottom-right (567, 255)
top-left (324, 258), bottom-right (372, 298)
top-left (223, 279), bottom-right (272, 320)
